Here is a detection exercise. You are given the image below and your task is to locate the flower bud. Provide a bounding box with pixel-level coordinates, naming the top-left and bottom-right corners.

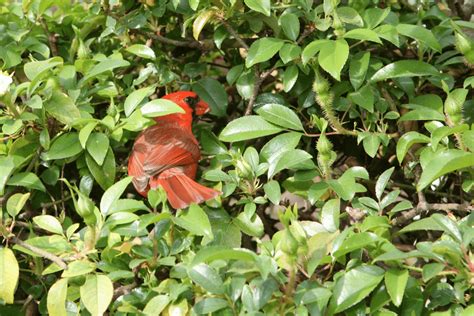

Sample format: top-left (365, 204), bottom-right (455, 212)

top-left (0, 71), bottom-right (13, 96)
top-left (280, 229), bottom-right (298, 255)
top-left (455, 33), bottom-right (472, 55)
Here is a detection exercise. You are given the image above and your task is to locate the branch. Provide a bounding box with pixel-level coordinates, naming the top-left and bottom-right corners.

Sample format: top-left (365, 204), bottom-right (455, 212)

top-left (392, 202), bottom-right (473, 226)
top-left (9, 236), bottom-right (68, 270)
top-left (244, 67), bottom-right (275, 115)
top-left (113, 281), bottom-right (138, 300)
top-left (218, 18), bottom-right (249, 50)
top-left (151, 32), bottom-right (203, 49)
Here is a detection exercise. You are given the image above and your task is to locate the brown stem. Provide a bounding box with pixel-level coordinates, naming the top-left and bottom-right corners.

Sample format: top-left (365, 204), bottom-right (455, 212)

top-left (151, 32), bottom-right (203, 49)
top-left (9, 236), bottom-right (68, 270)
top-left (244, 67), bottom-right (276, 115)
top-left (392, 202), bottom-right (474, 226)
top-left (40, 18), bottom-right (58, 57)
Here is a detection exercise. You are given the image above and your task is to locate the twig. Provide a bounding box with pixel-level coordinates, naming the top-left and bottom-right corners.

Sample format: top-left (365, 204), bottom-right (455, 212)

top-left (297, 24), bottom-right (315, 44)
top-left (244, 67), bottom-right (276, 115)
top-left (218, 18), bottom-right (249, 50)
top-left (392, 202), bottom-right (474, 226)
top-left (113, 282), bottom-right (138, 300)
top-left (9, 236), bottom-right (68, 270)
top-left (151, 32), bottom-right (203, 49)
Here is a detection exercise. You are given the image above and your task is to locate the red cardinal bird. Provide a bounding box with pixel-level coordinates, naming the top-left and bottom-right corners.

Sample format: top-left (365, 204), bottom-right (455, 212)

top-left (128, 91), bottom-right (220, 209)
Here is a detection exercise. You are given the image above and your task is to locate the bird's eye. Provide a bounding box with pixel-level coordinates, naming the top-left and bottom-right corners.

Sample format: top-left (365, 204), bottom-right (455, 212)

top-left (184, 96), bottom-right (199, 108)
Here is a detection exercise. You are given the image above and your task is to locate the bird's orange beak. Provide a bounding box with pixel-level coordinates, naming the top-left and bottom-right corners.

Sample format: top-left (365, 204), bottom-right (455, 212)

top-left (195, 99), bottom-right (210, 116)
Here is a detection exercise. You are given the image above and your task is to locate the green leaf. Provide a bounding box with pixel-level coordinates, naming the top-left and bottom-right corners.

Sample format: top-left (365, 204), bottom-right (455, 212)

top-left (363, 7), bottom-right (390, 29)
top-left (399, 94), bottom-right (445, 121)
top-left (269, 149), bottom-right (312, 178)
top-left (193, 298), bottom-right (228, 314)
top-left (330, 265), bottom-right (384, 313)
top-left (80, 274), bottom-right (114, 316)
top-left (81, 58), bottom-right (130, 83)
top-left (344, 28), bottom-right (382, 43)
top-left (47, 278), bottom-right (68, 316)
top-left (263, 180), bottom-right (281, 205)
top-left (219, 116), bottom-right (283, 142)
top-left (279, 13), bottom-right (300, 41)
top-left (337, 7), bottom-right (364, 26)
top-left (33, 215), bottom-right (63, 235)
top-left (370, 60), bottom-right (439, 82)
top-left (124, 86), bottom-right (155, 117)
top-left (86, 149), bottom-right (116, 190)
top-left (282, 64), bottom-right (299, 92)
top-left (431, 214), bottom-right (462, 243)
top-left (0, 157), bottom-right (15, 196)
top-left (86, 133), bottom-right (109, 166)
top-left (376, 167), bottom-right (394, 201)
top-left (256, 103), bottom-right (303, 131)
top-left (125, 44), bottom-right (156, 59)
top-left (431, 124), bottom-right (469, 151)
top-left (260, 132), bottom-right (301, 163)
top-left (174, 204), bottom-right (213, 240)
top-left (417, 149), bottom-right (474, 191)
top-left (321, 199), bottom-right (340, 233)
top-left (234, 212), bottom-right (264, 237)
top-left (192, 78), bottom-right (228, 117)
top-left (191, 247), bottom-right (256, 267)
top-left (79, 122), bottom-right (98, 148)
top-left (246, 38), bottom-right (284, 68)
top-left (349, 52), bottom-right (370, 90)
top-left (6, 193), bottom-right (30, 218)
top-left (141, 99), bottom-right (185, 118)
top-left (62, 260), bottom-right (96, 277)
top-left (188, 263), bottom-right (224, 294)
top-left (374, 24), bottom-right (399, 47)
top-left (385, 269), bottom-right (408, 307)
top-left (349, 84), bottom-right (374, 112)
top-left (363, 134), bottom-right (381, 158)
top-left (318, 39), bottom-right (349, 81)
top-left (143, 295), bottom-right (170, 316)
top-left (193, 9), bottom-right (215, 40)
top-left (7, 172), bottom-right (46, 192)
top-left (301, 39), bottom-right (331, 65)
top-left (396, 131), bottom-right (430, 163)
top-left (100, 177), bottom-right (133, 215)
top-left (0, 247), bottom-right (19, 304)
top-left (44, 91), bottom-right (81, 125)
top-left (42, 132), bottom-right (83, 160)
top-left (333, 232), bottom-right (378, 257)
top-left (279, 43), bottom-right (301, 64)
top-left (244, 0), bottom-right (271, 16)
top-left (399, 217), bottom-right (443, 234)
top-left (24, 56), bottom-right (63, 81)
top-left (396, 24), bottom-right (441, 52)
top-left (422, 263), bottom-right (445, 282)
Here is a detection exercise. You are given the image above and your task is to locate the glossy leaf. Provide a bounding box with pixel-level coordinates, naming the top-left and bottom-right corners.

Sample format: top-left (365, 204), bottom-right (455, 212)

top-left (246, 38), bottom-right (284, 68)
top-left (370, 60), bottom-right (439, 82)
top-left (80, 274), bottom-right (114, 316)
top-left (385, 269), bottom-right (408, 307)
top-left (256, 103), bottom-right (303, 131)
top-left (47, 278), bottom-right (68, 316)
top-left (126, 44), bottom-right (156, 59)
top-left (192, 78), bottom-right (228, 117)
top-left (219, 116), bottom-right (283, 142)
top-left (0, 247), bottom-right (19, 304)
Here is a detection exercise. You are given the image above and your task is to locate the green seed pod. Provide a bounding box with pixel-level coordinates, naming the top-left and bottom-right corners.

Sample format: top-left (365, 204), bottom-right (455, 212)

top-left (312, 73), bottom-right (330, 96)
top-left (317, 133), bottom-right (333, 155)
top-left (455, 32), bottom-right (472, 55)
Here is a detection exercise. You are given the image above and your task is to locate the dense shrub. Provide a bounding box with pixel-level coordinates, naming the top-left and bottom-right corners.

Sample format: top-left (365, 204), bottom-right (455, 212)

top-left (0, 0), bottom-right (473, 315)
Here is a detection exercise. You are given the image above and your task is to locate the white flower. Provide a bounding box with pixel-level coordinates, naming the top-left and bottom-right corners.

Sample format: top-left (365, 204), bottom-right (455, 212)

top-left (0, 71), bottom-right (13, 96)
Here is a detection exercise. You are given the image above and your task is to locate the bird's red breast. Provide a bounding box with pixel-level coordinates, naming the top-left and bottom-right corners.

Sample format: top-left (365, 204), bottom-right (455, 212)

top-left (127, 91), bottom-right (220, 209)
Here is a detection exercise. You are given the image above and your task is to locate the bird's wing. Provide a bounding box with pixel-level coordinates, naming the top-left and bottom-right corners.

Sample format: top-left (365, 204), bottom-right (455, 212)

top-left (137, 124), bottom-right (200, 176)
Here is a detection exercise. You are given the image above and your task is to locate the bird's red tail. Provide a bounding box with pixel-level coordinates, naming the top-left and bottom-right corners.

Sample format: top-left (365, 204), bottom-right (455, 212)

top-left (149, 168), bottom-right (220, 209)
